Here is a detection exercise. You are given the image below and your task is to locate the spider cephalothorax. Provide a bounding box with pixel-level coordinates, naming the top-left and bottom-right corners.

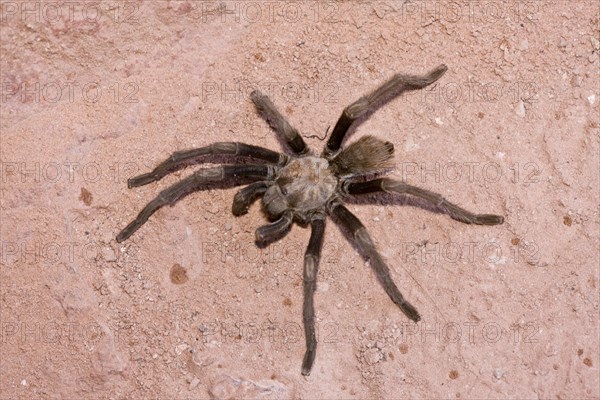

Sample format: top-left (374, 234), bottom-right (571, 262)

top-left (116, 64), bottom-right (504, 375)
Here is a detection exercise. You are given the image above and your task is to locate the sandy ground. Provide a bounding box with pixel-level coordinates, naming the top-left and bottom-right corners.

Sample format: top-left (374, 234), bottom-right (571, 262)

top-left (1, 1), bottom-right (599, 399)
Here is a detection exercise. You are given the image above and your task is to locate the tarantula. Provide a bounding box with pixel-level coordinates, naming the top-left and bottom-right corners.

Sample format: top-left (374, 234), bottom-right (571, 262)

top-left (116, 64), bottom-right (504, 376)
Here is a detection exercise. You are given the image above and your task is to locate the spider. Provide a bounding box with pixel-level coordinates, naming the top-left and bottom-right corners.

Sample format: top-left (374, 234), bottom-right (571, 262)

top-left (116, 64), bottom-right (504, 376)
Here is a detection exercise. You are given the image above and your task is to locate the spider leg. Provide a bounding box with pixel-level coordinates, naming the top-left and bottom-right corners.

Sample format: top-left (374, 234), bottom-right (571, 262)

top-left (324, 64), bottom-right (448, 158)
top-left (116, 165), bottom-right (275, 242)
top-left (344, 178), bottom-right (504, 225)
top-left (128, 142), bottom-right (287, 188)
top-left (328, 200), bottom-right (421, 322)
top-left (301, 216), bottom-right (326, 376)
top-left (250, 90), bottom-right (309, 155)
top-left (255, 210), bottom-right (293, 245)
top-left (232, 181), bottom-right (270, 216)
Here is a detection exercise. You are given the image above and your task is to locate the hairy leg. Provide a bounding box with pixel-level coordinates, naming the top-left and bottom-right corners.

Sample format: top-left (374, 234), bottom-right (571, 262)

top-left (127, 142), bottom-right (286, 188)
top-left (324, 64), bottom-right (448, 157)
top-left (328, 201), bottom-right (420, 322)
top-left (344, 178), bottom-right (504, 225)
top-left (301, 217), bottom-right (326, 376)
top-left (250, 90), bottom-right (308, 155)
top-left (117, 165), bottom-right (275, 242)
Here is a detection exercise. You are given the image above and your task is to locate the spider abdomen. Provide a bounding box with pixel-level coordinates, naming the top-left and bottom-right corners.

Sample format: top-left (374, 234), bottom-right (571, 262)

top-left (262, 156), bottom-right (337, 221)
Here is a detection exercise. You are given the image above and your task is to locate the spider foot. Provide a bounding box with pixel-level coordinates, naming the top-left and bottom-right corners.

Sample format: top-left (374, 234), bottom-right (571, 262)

top-left (301, 349), bottom-right (315, 376)
top-left (473, 214), bottom-right (504, 225)
top-left (399, 300), bottom-right (421, 323)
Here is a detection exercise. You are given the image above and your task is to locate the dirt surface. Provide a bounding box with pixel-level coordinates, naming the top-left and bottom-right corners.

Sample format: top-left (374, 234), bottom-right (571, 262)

top-left (1, 1), bottom-right (599, 399)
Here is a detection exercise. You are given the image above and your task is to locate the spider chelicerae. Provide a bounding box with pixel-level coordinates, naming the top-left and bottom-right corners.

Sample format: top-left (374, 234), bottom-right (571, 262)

top-left (116, 64), bottom-right (504, 376)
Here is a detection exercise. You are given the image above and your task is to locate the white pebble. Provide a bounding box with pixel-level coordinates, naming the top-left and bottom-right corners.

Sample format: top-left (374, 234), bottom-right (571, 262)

top-left (515, 101), bottom-right (526, 117)
top-left (175, 343), bottom-right (188, 355)
top-left (189, 377), bottom-right (200, 390)
top-left (317, 282), bottom-right (329, 293)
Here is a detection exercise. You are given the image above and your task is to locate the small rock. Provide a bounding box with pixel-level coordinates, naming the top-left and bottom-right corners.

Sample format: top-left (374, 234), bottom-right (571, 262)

top-left (591, 36), bottom-right (600, 51)
top-left (189, 377), bottom-right (200, 390)
top-left (558, 37), bottom-right (567, 48)
top-left (515, 101), bottom-right (526, 117)
top-left (373, 3), bottom-right (388, 19)
top-left (519, 39), bottom-right (528, 51)
top-left (493, 368), bottom-right (504, 379)
top-left (192, 351), bottom-right (216, 367)
top-left (175, 343), bottom-right (188, 355)
top-left (364, 348), bottom-right (382, 365)
top-left (317, 281), bottom-right (329, 293)
top-left (102, 247), bottom-right (117, 262)
top-left (182, 96), bottom-right (201, 116)
top-left (209, 375), bottom-right (290, 399)
top-left (587, 94), bottom-right (596, 105)
top-left (570, 75), bottom-right (583, 87)
top-left (404, 137), bottom-right (420, 152)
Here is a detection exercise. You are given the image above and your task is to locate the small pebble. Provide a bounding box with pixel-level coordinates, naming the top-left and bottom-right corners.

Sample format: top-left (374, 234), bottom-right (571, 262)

top-left (317, 282), bottom-right (329, 293)
top-left (558, 37), bottom-right (567, 48)
top-left (519, 39), bottom-right (528, 51)
top-left (570, 75), bottom-right (583, 87)
top-left (515, 101), bottom-right (526, 117)
top-left (102, 247), bottom-right (117, 262)
top-left (175, 343), bottom-right (188, 355)
top-left (588, 94), bottom-right (596, 105)
top-left (189, 377), bottom-right (200, 390)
